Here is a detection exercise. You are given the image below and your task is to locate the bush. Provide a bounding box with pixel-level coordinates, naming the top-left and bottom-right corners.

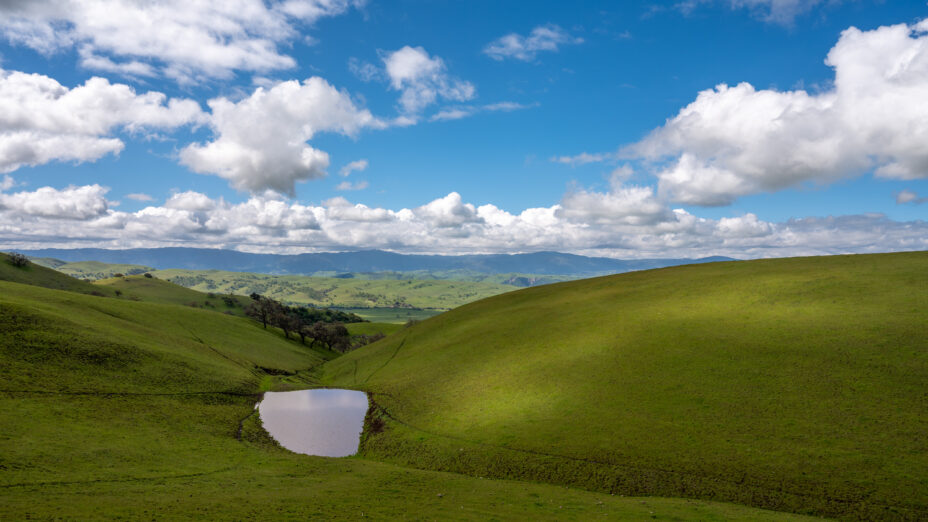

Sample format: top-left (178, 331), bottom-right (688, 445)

top-left (144, 273), bottom-right (153, 278)
top-left (113, 273), bottom-right (124, 278)
top-left (7, 252), bottom-right (28, 267)
top-left (114, 290), bottom-right (123, 297)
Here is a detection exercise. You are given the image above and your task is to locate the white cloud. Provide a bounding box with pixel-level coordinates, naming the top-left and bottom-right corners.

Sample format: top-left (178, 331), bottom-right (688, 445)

top-left (625, 22), bottom-right (928, 206)
top-left (340, 159), bottom-right (368, 177)
top-left (484, 25), bottom-right (582, 62)
top-left (729, 0), bottom-right (828, 24)
top-left (180, 77), bottom-right (381, 196)
top-left (413, 192), bottom-right (484, 229)
top-left (335, 180), bottom-right (369, 191)
top-left (0, 68), bottom-right (204, 173)
top-left (348, 57), bottom-right (382, 82)
top-left (896, 189), bottom-right (926, 205)
top-left (0, 0), bottom-right (361, 83)
top-left (430, 101), bottom-right (535, 122)
top-left (0, 175), bottom-right (14, 191)
top-left (1, 183), bottom-right (926, 258)
top-left (673, 0), bottom-right (832, 25)
top-left (0, 184), bottom-right (109, 219)
top-left (381, 46), bottom-right (475, 114)
top-left (558, 184), bottom-right (673, 227)
top-left (164, 191), bottom-right (218, 212)
top-left (551, 152), bottom-right (614, 166)
top-left (126, 193), bottom-right (154, 202)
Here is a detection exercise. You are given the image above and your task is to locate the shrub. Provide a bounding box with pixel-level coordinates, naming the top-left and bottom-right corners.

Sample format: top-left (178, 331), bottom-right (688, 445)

top-left (7, 252), bottom-right (28, 267)
top-left (143, 273), bottom-right (153, 278)
top-left (114, 290), bottom-right (123, 297)
top-left (113, 273), bottom-right (124, 278)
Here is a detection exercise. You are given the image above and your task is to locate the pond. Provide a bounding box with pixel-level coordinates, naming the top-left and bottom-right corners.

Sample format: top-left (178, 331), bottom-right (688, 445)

top-left (257, 388), bottom-right (369, 457)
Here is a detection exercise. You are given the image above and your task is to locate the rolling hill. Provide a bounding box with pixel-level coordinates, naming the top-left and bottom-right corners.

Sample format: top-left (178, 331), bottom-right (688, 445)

top-left (153, 268), bottom-right (514, 312)
top-left (0, 253), bottom-right (804, 520)
top-left (319, 251), bottom-right (928, 519)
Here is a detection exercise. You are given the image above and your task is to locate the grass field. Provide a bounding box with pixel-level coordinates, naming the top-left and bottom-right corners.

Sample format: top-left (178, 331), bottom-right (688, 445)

top-left (320, 252), bottom-right (928, 519)
top-left (340, 306), bottom-right (443, 323)
top-left (93, 274), bottom-right (253, 315)
top-left (153, 268), bottom-right (514, 310)
top-left (0, 254), bottom-right (119, 297)
top-left (36, 260), bottom-right (155, 280)
top-left (0, 254), bottom-right (807, 520)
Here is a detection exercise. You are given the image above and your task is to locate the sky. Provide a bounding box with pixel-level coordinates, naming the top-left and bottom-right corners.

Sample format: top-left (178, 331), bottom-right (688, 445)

top-left (0, 0), bottom-right (926, 259)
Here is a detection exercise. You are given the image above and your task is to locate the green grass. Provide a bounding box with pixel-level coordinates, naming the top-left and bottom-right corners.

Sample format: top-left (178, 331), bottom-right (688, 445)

top-left (346, 321), bottom-right (404, 337)
top-left (320, 252), bottom-right (928, 519)
top-left (43, 260), bottom-right (154, 280)
top-left (0, 276), bottom-right (808, 519)
top-left (0, 253), bottom-right (118, 297)
top-left (152, 268), bottom-right (514, 310)
top-left (341, 306), bottom-right (443, 323)
top-left (93, 274), bottom-right (252, 315)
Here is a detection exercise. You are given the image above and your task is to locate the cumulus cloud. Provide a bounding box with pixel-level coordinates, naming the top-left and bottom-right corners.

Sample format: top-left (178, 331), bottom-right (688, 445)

top-left (625, 22), bottom-right (928, 206)
top-left (484, 24), bottom-right (582, 62)
top-left (896, 189), bottom-right (926, 205)
top-left (558, 184), bottom-right (673, 227)
top-left (0, 184), bottom-right (109, 220)
top-left (381, 46), bottom-right (475, 114)
top-left (340, 159), bottom-right (368, 177)
top-left (0, 68), bottom-right (204, 173)
top-left (180, 77), bottom-right (381, 196)
top-left (0, 0), bottom-right (361, 83)
top-left (1, 183), bottom-right (926, 257)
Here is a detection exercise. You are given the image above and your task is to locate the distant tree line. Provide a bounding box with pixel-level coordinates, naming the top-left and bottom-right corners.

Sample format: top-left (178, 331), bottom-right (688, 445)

top-left (244, 293), bottom-right (379, 353)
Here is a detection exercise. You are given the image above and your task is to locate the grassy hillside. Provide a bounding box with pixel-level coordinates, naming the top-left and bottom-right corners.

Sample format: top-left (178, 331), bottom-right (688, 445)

top-left (48, 260), bottom-right (154, 280)
top-left (153, 268), bottom-right (514, 310)
top-left (320, 252), bottom-right (928, 519)
top-left (0, 279), bottom-right (805, 520)
top-left (93, 274), bottom-right (252, 315)
top-left (0, 253), bottom-right (118, 297)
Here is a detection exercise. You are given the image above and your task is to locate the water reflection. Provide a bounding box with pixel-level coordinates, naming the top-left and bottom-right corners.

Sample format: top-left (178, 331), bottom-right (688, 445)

top-left (258, 389), bottom-right (368, 457)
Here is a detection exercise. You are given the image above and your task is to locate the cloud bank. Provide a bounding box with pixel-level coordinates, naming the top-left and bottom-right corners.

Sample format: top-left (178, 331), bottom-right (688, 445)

top-left (1, 179), bottom-right (924, 258)
top-left (0, 0), bottom-right (363, 83)
top-left (0, 68), bottom-right (204, 173)
top-left (622, 21), bottom-right (928, 206)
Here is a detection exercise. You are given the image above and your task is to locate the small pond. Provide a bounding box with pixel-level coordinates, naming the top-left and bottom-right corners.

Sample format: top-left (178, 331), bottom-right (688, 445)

top-left (257, 389), bottom-right (369, 457)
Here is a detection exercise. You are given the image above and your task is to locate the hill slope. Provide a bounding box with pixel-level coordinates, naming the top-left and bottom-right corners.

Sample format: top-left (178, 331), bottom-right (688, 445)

top-left (154, 268), bottom-right (514, 310)
top-left (0, 253), bottom-right (118, 297)
top-left (0, 279), bottom-right (805, 519)
top-left (320, 252), bottom-right (928, 519)
top-left (93, 274), bottom-right (252, 315)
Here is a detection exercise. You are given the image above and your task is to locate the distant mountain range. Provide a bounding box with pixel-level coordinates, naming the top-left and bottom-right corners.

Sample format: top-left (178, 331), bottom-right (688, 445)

top-left (18, 247), bottom-right (735, 276)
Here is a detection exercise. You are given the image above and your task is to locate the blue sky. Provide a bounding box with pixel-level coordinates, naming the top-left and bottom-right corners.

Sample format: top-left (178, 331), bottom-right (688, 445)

top-left (0, 0), bottom-right (926, 258)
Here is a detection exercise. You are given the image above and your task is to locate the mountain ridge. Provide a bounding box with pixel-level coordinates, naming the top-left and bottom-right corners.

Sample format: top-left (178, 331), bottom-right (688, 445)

top-left (17, 247), bottom-right (735, 275)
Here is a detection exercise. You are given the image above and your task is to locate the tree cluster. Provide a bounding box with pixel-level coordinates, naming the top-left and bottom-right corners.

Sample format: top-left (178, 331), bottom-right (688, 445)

top-left (244, 294), bottom-right (371, 353)
top-left (6, 252), bottom-right (29, 267)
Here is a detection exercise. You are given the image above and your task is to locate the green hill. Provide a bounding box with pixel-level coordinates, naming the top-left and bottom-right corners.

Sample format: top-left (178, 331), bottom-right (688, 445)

top-left (46, 260), bottom-right (155, 280)
top-left (0, 252), bottom-right (118, 297)
top-left (93, 274), bottom-right (252, 315)
top-left (152, 268), bottom-right (514, 311)
top-left (320, 252), bottom-right (928, 519)
top-left (0, 274), bottom-right (803, 519)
